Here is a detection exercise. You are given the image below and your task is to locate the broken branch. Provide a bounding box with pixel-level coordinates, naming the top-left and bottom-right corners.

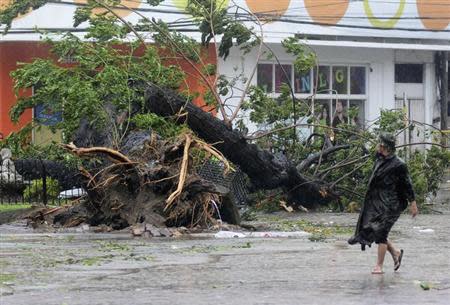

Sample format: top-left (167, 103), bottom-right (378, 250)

top-left (62, 142), bottom-right (134, 164)
top-left (165, 134), bottom-right (192, 211)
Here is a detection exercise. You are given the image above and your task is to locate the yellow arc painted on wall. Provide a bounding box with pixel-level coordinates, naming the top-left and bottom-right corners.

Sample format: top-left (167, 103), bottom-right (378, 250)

top-left (172, 0), bottom-right (229, 11)
top-left (74, 0), bottom-right (141, 18)
top-left (364, 0), bottom-right (406, 28)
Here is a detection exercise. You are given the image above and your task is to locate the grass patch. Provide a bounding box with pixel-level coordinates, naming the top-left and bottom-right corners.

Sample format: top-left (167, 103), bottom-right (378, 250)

top-left (0, 260), bottom-right (10, 269)
top-left (241, 209), bottom-right (258, 221)
top-left (277, 219), bottom-right (354, 236)
top-left (81, 257), bottom-right (104, 266)
top-left (125, 253), bottom-right (155, 262)
top-left (308, 234), bottom-right (327, 242)
top-left (43, 254), bottom-right (115, 268)
top-left (97, 241), bottom-right (131, 252)
top-left (256, 215), bottom-right (354, 238)
top-left (182, 242), bottom-right (253, 254)
top-left (0, 204), bottom-right (32, 212)
top-left (64, 236), bottom-right (75, 243)
top-left (0, 273), bottom-right (16, 283)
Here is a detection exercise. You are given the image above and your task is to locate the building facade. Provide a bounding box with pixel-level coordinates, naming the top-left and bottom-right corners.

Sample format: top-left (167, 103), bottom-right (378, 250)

top-left (1, 0), bottom-right (449, 144)
top-left (217, 1), bottom-right (450, 145)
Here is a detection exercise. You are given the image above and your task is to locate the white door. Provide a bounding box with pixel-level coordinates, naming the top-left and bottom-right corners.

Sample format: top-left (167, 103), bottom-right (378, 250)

top-left (394, 64), bottom-right (426, 151)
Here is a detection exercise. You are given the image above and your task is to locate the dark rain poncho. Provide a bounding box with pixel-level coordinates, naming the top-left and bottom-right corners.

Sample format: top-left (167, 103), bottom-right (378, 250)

top-left (353, 153), bottom-right (415, 250)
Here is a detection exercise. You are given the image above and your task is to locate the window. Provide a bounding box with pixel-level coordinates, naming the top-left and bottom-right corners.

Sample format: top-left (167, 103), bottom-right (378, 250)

top-left (257, 63), bottom-right (273, 92)
top-left (350, 66), bottom-right (366, 94)
top-left (314, 100), bottom-right (331, 126)
top-left (275, 64), bottom-right (292, 93)
top-left (32, 86), bottom-right (63, 145)
top-left (316, 66), bottom-right (330, 93)
top-left (257, 63), bottom-right (367, 126)
top-left (332, 66), bottom-right (348, 94)
top-left (314, 99), bottom-right (364, 129)
top-left (295, 70), bottom-right (311, 93)
top-left (32, 86), bottom-right (62, 126)
top-left (34, 104), bottom-right (62, 126)
top-left (350, 100), bottom-right (365, 128)
top-left (395, 64), bottom-right (423, 83)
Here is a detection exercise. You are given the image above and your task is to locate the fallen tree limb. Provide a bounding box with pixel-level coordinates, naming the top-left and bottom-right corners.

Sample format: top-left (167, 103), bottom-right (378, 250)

top-left (330, 162), bottom-right (366, 188)
top-left (395, 142), bottom-right (449, 149)
top-left (145, 85), bottom-right (287, 189)
top-left (297, 144), bottom-right (350, 172)
top-left (318, 155), bottom-right (370, 178)
top-left (245, 123), bottom-right (372, 143)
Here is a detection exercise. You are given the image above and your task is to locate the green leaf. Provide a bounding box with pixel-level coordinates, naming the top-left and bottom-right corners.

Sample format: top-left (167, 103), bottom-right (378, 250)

top-left (420, 282), bottom-right (431, 290)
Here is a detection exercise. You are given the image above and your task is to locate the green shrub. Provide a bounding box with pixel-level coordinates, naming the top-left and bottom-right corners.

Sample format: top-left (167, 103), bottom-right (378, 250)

top-left (0, 133), bottom-right (80, 169)
top-left (406, 146), bottom-right (450, 206)
top-left (23, 178), bottom-right (60, 202)
top-left (248, 190), bottom-right (283, 213)
top-left (131, 113), bottom-right (186, 139)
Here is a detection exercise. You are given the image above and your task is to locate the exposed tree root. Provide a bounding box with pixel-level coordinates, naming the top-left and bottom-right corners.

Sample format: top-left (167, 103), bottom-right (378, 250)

top-left (28, 131), bottom-right (237, 231)
top-left (165, 133), bottom-right (192, 211)
top-left (164, 133), bottom-right (231, 212)
top-left (62, 143), bottom-right (134, 164)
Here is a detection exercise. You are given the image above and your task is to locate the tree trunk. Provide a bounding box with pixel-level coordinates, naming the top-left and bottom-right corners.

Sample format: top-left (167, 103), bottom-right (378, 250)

top-left (144, 85), bottom-right (335, 208)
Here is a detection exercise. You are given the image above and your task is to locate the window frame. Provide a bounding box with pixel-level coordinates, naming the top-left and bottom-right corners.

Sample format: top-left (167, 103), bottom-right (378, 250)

top-left (256, 62), bottom-right (369, 126)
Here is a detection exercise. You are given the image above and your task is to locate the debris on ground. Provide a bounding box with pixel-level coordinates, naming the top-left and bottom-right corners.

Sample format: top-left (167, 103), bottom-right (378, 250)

top-left (214, 230), bottom-right (310, 239)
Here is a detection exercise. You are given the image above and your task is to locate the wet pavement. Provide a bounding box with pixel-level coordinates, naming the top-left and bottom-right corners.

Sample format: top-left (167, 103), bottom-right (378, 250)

top-left (1, 211), bottom-right (449, 305)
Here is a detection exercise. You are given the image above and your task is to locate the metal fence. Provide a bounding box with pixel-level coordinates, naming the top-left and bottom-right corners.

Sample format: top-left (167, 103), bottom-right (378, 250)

top-left (395, 95), bottom-right (427, 154)
top-left (1, 157), bottom-right (248, 206)
top-left (197, 160), bottom-right (249, 207)
top-left (0, 159), bottom-right (84, 205)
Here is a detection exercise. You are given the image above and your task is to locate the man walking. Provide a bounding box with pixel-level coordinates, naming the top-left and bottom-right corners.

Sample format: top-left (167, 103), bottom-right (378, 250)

top-left (348, 133), bottom-right (418, 274)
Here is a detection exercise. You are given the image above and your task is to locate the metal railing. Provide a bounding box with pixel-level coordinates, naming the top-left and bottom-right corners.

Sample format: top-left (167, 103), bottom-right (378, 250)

top-left (0, 159), bottom-right (85, 205)
top-left (197, 160), bottom-right (249, 207)
top-left (395, 94), bottom-right (426, 154)
top-left (1, 158), bottom-right (247, 206)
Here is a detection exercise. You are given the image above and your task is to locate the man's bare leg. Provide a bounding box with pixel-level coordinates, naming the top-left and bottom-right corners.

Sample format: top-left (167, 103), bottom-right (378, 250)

top-left (372, 243), bottom-right (387, 274)
top-left (387, 240), bottom-right (401, 263)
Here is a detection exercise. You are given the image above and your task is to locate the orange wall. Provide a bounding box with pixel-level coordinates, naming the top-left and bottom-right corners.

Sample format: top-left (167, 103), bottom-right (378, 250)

top-left (164, 46), bottom-right (217, 112)
top-left (0, 42), bottom-right (51, 137)
top-left (0, 41), bottom-right (217, 138)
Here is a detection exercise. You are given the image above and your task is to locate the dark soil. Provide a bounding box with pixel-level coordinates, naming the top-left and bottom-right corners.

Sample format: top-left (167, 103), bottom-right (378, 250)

top-left (0, 207), bottom-right (40, 225)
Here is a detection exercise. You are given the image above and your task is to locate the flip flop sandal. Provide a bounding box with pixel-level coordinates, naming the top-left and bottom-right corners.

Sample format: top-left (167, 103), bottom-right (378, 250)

top-left (371, 269), bottom-right (384, 275)
top-left (394, 249), bottom-right (404, 271)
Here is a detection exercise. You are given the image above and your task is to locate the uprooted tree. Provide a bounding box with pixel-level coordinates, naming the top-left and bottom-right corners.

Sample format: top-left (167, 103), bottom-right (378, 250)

top-left (1, 0), bottom-right (449, 230)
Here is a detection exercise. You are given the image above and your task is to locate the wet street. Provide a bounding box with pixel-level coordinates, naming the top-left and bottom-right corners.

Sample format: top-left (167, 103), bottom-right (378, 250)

top-left (1, 212), bottom-right (449, 305)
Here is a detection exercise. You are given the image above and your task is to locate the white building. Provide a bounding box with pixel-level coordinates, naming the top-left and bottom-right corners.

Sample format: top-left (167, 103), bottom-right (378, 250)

top-left (216, 1), bottom-right (450, 145)
top-left (1, 0), bottom-right (449, 145)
